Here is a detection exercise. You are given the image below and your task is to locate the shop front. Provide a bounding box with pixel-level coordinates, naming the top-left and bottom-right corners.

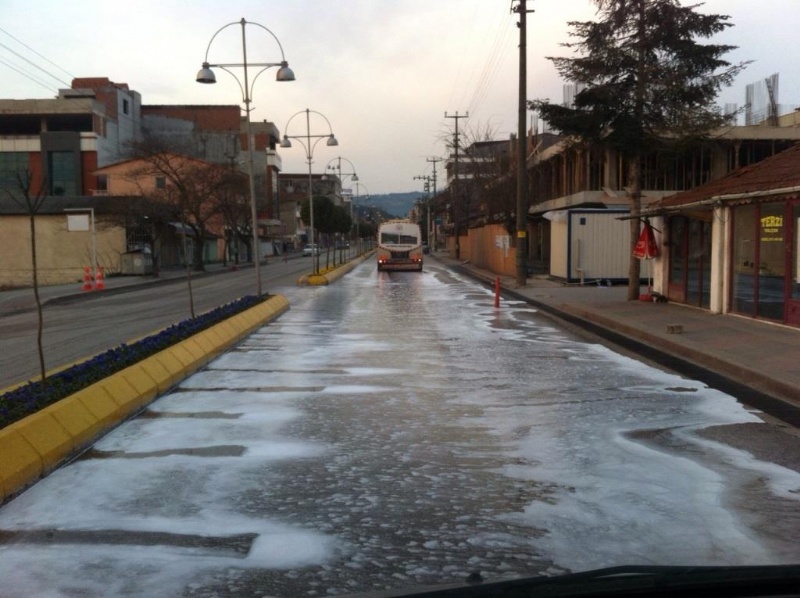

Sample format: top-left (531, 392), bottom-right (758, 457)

top-left (731, 200), bottom-right (800, 327)
top-left (666, 214), bottom-right (712, 309)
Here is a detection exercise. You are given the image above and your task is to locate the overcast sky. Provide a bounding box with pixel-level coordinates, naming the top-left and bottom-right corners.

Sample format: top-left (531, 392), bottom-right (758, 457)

top-left (1, 0), bottom-right (798, 194)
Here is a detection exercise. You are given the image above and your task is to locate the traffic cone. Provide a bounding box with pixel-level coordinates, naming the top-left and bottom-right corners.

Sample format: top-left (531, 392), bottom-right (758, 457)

top-left (95, 267), bottom-right (105, 291)
top-left (82, 266), bottom-right (94, 291)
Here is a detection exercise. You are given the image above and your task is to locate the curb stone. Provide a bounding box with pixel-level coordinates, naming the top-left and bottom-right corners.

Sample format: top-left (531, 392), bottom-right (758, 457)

top-left (297, 252), bottom-right (374, 286)
top-left (0, 294), bottom-right (290, 505)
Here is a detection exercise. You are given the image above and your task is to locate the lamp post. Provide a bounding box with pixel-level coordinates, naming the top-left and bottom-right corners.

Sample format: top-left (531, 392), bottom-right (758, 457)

top-left (196, 17), bottom-right (295, 297)
top-left (414, 174), bottom-right (433, 250)
top-left (353, 181), bottom-right (370, 254)
top-left (64, 207), bottom-right (96, 281)
top-left (280, 109), bottom-right (338, 274)
top-left (325, 157), bottom-right (358, 257)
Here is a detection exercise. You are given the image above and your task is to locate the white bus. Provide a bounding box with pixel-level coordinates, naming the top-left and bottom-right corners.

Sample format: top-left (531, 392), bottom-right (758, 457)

top-left (376, 220), bottom-right (423, 272)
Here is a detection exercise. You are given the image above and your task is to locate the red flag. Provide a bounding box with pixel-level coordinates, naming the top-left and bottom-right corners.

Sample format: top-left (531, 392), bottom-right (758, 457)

top-left (633, 221), bottom-right (659, 259)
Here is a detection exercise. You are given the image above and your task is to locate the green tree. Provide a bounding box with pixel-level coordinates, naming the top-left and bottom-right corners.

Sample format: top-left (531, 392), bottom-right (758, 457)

top-left (531, 0), bottom-right (747, 299)
top-left (300, 195), bottom-right (335, 272)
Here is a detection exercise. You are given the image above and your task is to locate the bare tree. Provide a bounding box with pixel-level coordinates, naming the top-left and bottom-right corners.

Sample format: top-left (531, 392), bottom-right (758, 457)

top-left (213, 164), bottom-right (251, 266)
top-left (459, 122), bottom-right (518, 239)
top-left (5, 169), bottom-right (48, 383)
top-left (127, 139), bottom-right (225, 272)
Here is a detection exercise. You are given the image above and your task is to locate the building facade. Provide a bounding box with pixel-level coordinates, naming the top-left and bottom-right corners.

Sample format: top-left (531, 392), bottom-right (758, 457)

top-left (645, 141), bottom-right (800, 328)
top-left (276, 172), bottom-right (342, 247)
top-left (0, 78), bottom-right (287, 285)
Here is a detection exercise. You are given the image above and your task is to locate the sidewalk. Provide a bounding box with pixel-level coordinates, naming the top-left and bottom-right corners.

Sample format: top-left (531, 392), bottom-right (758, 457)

top-left (0, 261), bottom-right (266, 317)
top-left (432, 253), bottom-right (800, 426)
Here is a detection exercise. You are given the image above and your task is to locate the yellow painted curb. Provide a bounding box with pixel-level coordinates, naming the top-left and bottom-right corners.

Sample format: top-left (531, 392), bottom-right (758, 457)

top-left (297, 252), bottom-right (374, 287)
top-left (0, 430), bottom-right (41, 501)
top-left (8, 412), bottom-right (72, 472)
top-left (0, 294), bottom-right (290, 505)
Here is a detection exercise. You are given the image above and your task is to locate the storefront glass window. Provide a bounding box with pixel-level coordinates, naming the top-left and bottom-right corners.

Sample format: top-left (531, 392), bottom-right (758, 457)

top-left (687, 219), bottom-right (711, 308)
top-left (757, 203), bottom-right (785, 320)
top-left (793, 204), bottom-right (800, 302)
top-left (668, 217), bottom-right (685, 285)
top-left (731, 205), bottom-right (757, 316)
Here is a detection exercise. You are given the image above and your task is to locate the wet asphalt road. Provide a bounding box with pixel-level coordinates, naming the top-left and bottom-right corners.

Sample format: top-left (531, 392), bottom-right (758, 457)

top-left (1, 259), bottom-right (799, 597)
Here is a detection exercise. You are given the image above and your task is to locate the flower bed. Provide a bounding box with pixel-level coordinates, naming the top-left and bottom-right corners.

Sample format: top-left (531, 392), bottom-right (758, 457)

top-left (0, 295), bottom-right (266, 429)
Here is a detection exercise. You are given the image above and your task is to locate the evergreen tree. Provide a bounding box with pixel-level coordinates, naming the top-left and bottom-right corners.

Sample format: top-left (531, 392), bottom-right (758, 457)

top-left (531, 0), bottom-right (747, 299)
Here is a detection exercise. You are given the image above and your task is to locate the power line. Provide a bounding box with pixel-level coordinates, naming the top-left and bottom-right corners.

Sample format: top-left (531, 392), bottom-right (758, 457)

top-left (446, 0), bottom-right (482, 110)
top-left (0, 58), bottom-right (56, 93)
top-left (461, 8), bottom-right (515, 119)
top-left (0, 25), bottom-right (75, 93)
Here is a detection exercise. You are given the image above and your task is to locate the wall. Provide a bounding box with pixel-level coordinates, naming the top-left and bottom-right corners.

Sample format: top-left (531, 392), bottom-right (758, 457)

top-left (567, 210), bottom-right (631, 283)
top-left (0, 215), bottom-right (126, 287)
top-left (463, 224), bottom-right (517, 276)
top-left (549, 217), bottom-right (568, 279)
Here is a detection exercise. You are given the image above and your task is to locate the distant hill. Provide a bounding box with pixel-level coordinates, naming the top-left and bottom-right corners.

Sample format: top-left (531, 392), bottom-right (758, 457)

top-left (362, 192), bottom-right (424, 218)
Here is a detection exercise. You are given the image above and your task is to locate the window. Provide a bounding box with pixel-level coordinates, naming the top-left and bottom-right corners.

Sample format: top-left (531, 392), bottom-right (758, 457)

top-left (48, 151), bottom-right (78, 196)
top-left (731, 203), bottom-right (786, 321)
top-left (122, 98), bottom-right (129, 115)
top-left (0, 152), bottom-right (29, 191)
top-left (155, 176), bottom-right (166, 189)
top-left (757, 203), bottom-right (785, 320)
top-left (731, 205), bottom-right (757, 316)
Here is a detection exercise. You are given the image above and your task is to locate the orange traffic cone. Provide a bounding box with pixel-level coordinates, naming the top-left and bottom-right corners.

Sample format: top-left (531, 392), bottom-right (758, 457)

top-left (95, 267), bottom-right (105, 291)
top-left (82, 266), bottom-right (94, 291)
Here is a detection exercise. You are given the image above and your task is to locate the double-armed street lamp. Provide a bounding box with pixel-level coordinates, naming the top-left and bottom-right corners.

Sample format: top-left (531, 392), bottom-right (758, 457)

top-left (353, 181), bottom-right (370, 253)
top-left (325, 157), bottom-right (359, 255)
top-left (280, 109), bottom-right (338, 274)
top-left (325, 156), bottom-right (358, 189)
top-left (196, 18), bottom-right (295, 296)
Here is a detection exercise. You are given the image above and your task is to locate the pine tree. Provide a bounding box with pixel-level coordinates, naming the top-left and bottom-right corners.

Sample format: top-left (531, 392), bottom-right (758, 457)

top-left (531, 0), bottom-right (748, 299)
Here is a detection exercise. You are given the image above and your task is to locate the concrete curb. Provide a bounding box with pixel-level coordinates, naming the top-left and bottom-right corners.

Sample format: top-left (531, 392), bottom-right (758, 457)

top-left (297, 252), bottom-right (374, 286)
top-left (0, 294), bottom-right (290, 505)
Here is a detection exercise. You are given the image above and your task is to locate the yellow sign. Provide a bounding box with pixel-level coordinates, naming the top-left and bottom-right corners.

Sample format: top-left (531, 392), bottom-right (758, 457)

top-left (517, 231), bottom-right (527, 238)
top-left (760, 214), bottom-right (783, 241)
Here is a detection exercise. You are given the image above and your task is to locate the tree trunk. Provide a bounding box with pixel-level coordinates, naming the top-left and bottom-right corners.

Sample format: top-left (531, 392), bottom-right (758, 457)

top-left (627, 0), bottom-right (646, 301)
top-left (192, 233), bottom-right (205, 272)
top-left (29, 214), bottom-right (46, 383)
top-left (627, 158), bottom-right (642, 301)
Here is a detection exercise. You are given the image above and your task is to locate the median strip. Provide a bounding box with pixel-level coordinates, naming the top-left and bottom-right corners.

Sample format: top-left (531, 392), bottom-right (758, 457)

top-left (0, 294), bottom-right (289, 505)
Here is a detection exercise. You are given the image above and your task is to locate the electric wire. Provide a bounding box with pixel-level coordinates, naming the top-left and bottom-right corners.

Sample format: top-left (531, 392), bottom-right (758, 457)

top-left (0, 57), bottom-right (55, 93)
top-left (440, 3), bottom-right (515, 155)
top-left (464, 10), bottom-right (515, 119)
top-left (0, 25), bottom-right (76, 94)
top-left (446, 0), bottom-right (482, 111)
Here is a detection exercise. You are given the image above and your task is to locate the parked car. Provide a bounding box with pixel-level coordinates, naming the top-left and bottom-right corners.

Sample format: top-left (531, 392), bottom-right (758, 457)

top-left (302, 244), bottom-right (319, 256)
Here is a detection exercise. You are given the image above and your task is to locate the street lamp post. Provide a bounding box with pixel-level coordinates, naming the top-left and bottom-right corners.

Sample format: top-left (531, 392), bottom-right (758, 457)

top-left (325, 157), bottom-right (358, 258)
top-left (280, 109), bottom-right (338, 274)
top-left (196, 17), bottom-right (295, 297)
top-left (414, 175), bottom-right (433, 250)
top-left (353, 181), bottom-right (370, 254)
top-left (64, 207), bottom-right (96, 281)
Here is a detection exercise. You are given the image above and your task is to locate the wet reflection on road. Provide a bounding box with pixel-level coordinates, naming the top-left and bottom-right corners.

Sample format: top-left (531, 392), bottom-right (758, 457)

top-left (1, 260), bottom-right (798, 597)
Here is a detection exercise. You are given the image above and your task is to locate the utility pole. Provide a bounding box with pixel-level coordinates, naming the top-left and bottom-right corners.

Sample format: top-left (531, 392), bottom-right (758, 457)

top-left (512, 0), bottom-right (533, 287)
top-left (444, 111), bottom-right (468, 259)
top-left (414, 175), bottom-right (432, 248)
top-left (426, 156), bottom-right (442, 250)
